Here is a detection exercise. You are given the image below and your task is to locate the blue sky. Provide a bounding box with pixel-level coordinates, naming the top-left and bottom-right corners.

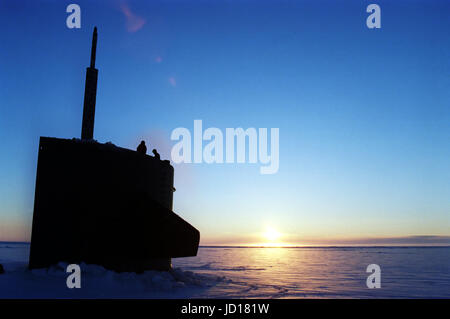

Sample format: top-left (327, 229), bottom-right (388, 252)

top-left (0, 0), bottom-right (449, 244)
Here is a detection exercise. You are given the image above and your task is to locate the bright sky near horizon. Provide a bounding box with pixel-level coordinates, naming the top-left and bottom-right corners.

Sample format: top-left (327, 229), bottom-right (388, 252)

top-left (0, 0), bottom-right (449, 245)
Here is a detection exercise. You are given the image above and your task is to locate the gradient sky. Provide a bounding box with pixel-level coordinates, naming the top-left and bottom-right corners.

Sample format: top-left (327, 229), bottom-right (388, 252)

top-left (0, 0), bottom-right (449, 245)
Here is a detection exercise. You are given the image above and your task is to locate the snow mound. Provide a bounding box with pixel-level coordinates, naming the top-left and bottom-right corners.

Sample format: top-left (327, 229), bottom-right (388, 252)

top-left (1, 261), bottom-right (228, 298)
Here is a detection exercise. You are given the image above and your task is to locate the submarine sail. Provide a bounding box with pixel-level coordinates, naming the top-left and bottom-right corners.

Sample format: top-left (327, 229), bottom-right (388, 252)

top-left (28, 27), bottom-right (200, 272)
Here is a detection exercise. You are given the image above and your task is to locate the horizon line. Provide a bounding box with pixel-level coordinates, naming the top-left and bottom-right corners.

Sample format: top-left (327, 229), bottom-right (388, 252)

top-left (1, 241), bottom-right (449, 249)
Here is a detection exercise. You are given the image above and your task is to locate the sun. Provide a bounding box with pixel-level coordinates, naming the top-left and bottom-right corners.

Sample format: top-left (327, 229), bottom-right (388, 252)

top-left (263, 227), bottom-right (281, 242)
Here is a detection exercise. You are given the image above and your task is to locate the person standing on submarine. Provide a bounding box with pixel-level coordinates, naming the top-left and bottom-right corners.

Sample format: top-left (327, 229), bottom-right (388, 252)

top-left (137, 140), bottom-right (147, 154)
top-left (152, 148), bottom-right (160, 160)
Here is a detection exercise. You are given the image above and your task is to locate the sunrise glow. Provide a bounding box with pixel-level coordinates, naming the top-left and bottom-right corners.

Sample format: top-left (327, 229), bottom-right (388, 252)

top-left (263, 227), bottom-right (281, 242)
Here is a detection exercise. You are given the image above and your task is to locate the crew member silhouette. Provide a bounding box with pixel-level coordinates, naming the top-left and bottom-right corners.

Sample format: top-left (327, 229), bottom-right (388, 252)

top-left (152, 148), bottom-right (160, 160)
top-left (137, 140), bottom-right (147, 154)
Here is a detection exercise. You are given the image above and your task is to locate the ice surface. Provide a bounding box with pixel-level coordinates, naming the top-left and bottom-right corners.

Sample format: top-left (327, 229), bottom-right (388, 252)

top-left (1, 243), bottom-right (449, 298)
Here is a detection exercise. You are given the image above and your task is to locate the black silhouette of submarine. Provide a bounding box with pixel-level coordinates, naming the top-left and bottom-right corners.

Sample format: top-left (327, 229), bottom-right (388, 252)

top-left (28, 27), bottom-right (200, 272)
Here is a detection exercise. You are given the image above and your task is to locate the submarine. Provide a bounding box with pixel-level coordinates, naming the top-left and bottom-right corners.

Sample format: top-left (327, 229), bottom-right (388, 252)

top-left (28, 27), bottom-right (200, 272)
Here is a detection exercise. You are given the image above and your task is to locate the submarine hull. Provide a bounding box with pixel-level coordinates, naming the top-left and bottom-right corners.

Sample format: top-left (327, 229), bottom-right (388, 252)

top-left (29, 137), bottom-right (200, 272)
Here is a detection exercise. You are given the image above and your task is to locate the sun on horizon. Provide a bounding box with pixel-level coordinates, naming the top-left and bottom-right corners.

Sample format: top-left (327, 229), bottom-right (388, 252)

top-left (263, 227), bottom-right (281, 242)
